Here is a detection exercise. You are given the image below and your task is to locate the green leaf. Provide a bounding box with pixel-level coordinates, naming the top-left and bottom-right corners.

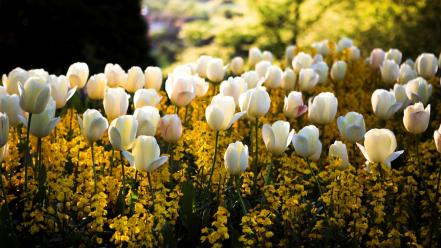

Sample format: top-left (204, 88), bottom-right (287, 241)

top-left (161, 221), bottom-right (177, 248)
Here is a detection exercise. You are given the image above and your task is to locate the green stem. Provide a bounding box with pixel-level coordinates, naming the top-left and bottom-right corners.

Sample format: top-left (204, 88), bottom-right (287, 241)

top-left (252, 117), bottom-right (259, 193)
top-left (147, 171), bottom-right (155, 212)
top-left (91, 142), bottom-right (97, 194)
top-left (206, 131), bottom-right (220, 191)
top-left (120, 151), bottom-right (125, 195)
top-left (264, 155), bottom-right (274, 185)
top-left (306, 159), bottom-right (331, 226)
top-left (24, 113), bottom-right (32, 192)
top-left (235, 176), bottom-right (247, 215)
top-left (110, 147), bottom-right (114, 176)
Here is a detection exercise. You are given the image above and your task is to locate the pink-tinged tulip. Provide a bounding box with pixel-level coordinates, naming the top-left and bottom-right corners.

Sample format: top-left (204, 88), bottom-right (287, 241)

top-left (283, 91), bottom-right (307, 120)
top-left (403, 102), bottom-right (430, 134)
top-left (369, 48), bottom-right (385, 70)
top-left (159, 114), bottom-right (182, 143)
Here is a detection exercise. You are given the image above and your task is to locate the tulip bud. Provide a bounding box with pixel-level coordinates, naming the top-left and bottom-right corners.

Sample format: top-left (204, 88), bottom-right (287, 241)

top-left (292, 52), bottom-right (313, 73)
top-left (2, 67), bottom-right (28, 95)
top-left (308, 92), bottom-right (338, 125)
top-left (224, 141), bottom-right (248, 176)
top-left (298, 68), bottom-right (319, 91)
top-left (329, 141), bottom-right (349, 167)
top-left (28, 99), bottom-right (60, 138)
top-left (336, 37), bottom-right (353, 52)
top-left (248, 47), bottom-right (263, 67)
top-left (357, 128), bottom-right (403, 167)
top-left (403, 102), bottom-right (430, 134)
top-left (391, 84), bottom-right (410, 110)
top-left (78, 109), bottom-right (108, 142)
top-left (255, 60), bottom-right (271, 79)
top-left (220, 77), bottom-right (248, 106)
top-left (206, 58), bottom-right (225, 83)
top-left (369, 48), bottom-right (385, 70)
top-left (337, 112), bottom-right (366, 142)
top-left (239, 86), bottom-right (271, 118)
top-left (0, 113), bottom-right (9, 147)
top-left (86, 73), bottom-right (107, 100)
top-left (405, 77), bottom-right (432, 105)
top-left (311, 40), bottom-right (330, 56)
top-left (124, 66), bottom-right (144, 93)
top-left (380, 60), bottom-right (400, 84)
top-left (105, 63), bottom-right (127, 87)
top-left (134, 106), bottom-right (160, 136)
top-left (109, 115), bottom-right (138, 151)
top-left (123, 135), bottom-right (168, 172)
top-left (66, 62), bottom-right (89, 89)
top-left (160, 114), bottom-right (182, 143)
top-left (263, 65), bottom-right (283, 89)
top-left (415, 53), bottom-right (438, 79)
top-left (242, 71), bottom-right (260, 89)
top-left (194, 76), bottom-right (210, 97)
top-left (103, 87), bottom-right (129, 121)
top-left (19, 77), bottom-right (51, 114)
top-left (385, 49), bottom-right (402, 65)
top-left (348, 46), bottom-right (361, 61)
top-left (371, 89), bottom-right (402, 120)
top-left (230, 57), bottom-right (244, 76)
top-left (195, 55), bottom-right (212, 78)
top-left (262, 51), bottom-right (273, 62)
top-left (283, 91), bottom-right (307, 120)
top-left (285, 45), bottom-right (296, 65)
top-left (165, 74), bottom-right (196, 107)
top-left (312, 61), bottom-right (329, 84)
top-left (262, 120), bottom-right (295, 155)
top-left (144, 66), bottom-right (163, 91)
top-left (134, 88), bottom-right (162, 109)
top-left (0, 94), bottom-right (24, 126)
top-left (398, 64), bottom-right (417, 84)
top-left (206, 95), bottom-right (244, 131)
top-left (330, 61), bottom-right (347, 82)
top-left (0, 143), bottom-right (8, 163)
top-left (292, 125), bottom-right (322, 161)
top-left (27, 69), bottom-right (49, 81)
top-left (434, 125), bottom-right (441, 153)
top-left (281, 68), bottom-right (296, 91)
top-left (48, 75), bottom-right (76, 109)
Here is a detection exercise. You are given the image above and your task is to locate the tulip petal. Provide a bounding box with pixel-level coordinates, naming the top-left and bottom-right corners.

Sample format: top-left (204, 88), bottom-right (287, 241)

top-left (384, 150), bottom-right (404, 167)
top-left (386, 102), bottom-right (402, 117)
top-left (151, 156), bottom-right (169, 171)
top-left (18, 83), bottom-right (24, 96)
top-left (262, 124), bottom-right (275, 149)
top-left (286, 129), bottom-right (295, 148)
top-left (47, 117), bottom-right (61, 134)
top-left (66, 87), bottom-right (77, 102)
top-left (18, 115), bottom-right (28, 127)
top-left (227, 111), bottom-right (245, 129)
top-left (356, 143), bottom-right (371, 163)
top-left (296, 105), bottom-right (308, 117)
top-left (122, 150), bottom-right (135, 167)
top-left (109, 126), bottom-right (122, 150)
top-left (77, 115), bottom-right (83, 132)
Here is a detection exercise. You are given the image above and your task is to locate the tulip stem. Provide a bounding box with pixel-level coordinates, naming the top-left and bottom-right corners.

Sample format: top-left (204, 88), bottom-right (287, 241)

top-left (235, 176), bottom-right (247, 215)
top-left (147, 171), bottom-right (155, 212)
top-left (306, 159), bottom-right (331, 227)
top-left (24, 113), bottom-right (32, 192)
top-left (91, 142), bottom-right (97, 194)
top-left (110, 147), bottom-right (114, 176)
top-left (264, 155), bottom-right (274, 185)
top-left (206, 130), bottom-right (220, 192)
top-left (252, 117), bottom-right (259, 193)
top-left (120, 151), bottom-right (125, 195)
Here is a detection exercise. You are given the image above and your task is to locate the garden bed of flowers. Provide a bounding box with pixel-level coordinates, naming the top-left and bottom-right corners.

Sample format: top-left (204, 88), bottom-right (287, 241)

top-left (0, 38), bottom-right (441, 247)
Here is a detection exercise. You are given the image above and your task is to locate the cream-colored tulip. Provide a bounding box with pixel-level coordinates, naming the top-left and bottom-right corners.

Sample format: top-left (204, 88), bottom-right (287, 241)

top-left (206, 58), bottom-right (225, 83)
top-left (357, 128), bottom-right (403, 167)
top-left (2, 67), bottom-right (28, 95)
top-left (134, 106), bottom-right (160, 136)
top-left (123, 136), bottom-right (168, 172)
top-left (369, 48), bottom-right (385, 70)
top-left (298, 68), bottom-right (319, 92)
top-left (415, 53), bottom-right (438, 79)
top-left (349, 46), bottom-right (361, 61)
top-left (248, 47), bottom-right (263, 67)
top-left (262, 120), bottom-right (295, 155)
top-left (330, 61), bottom-right (347, 82)
top-left (196, 55), bottom-right (212, 78)
top-left (380, 60), bottom-right (399, 84)
top-left (0, 113), bottom-right (8, 147)
top-left (48, 75), bottom-right (76, 109)
top-left (103, 87), bottom-right (129, 120)
top-left (144, 66), bottom-right (163, 91)
top-left (27, 69), bottom-right (49, 81)
top-left (434, 125), bottom-right (441, 153)
top-left (239, 86), bottom-right (271, 118)
top-left (19, 77), bottom-right (51, 114)
top-left (281, 68), bottom-right (296, 91)
top-left (124, 66), bottom-right (144, 93)
top-left (165, 74), bottom-right (196, 107)
top-left (391, 84), bottom-right (410, 110)
top-left (255, 60), bottom-right (271, 79)
top-left (28, 99), bottom-right (60, 138)
top-left (262, 50), bottom-right (273, 62)
top-left (242, 71), bottom-right (260, 89)
top-left (160, 114), bottom-right (182, 143)
top-left (66, 62), bottom-right (89, 89)
top-left (134, 88), bottom-right (161, 109)
top-left (230, 57), bottom-right (244, 76)
top-left (78, 109), bottom-right (109, 142)
top-left (385, 49), bottom-right (402, 65)
top-left (0, 94), bottom-right (24, 126)
top-left (283, 91), bottom-right (307, 120)
top-left (308, 92), bottom-right (338, 125)
top-left (220, 77), bottom-right (248, 106)
top-left (312, 40), bottom-right (330, 56)
top-left (292, 125), bottom-right (322, 161)
top-left (337, 112), bottom-right (366, 143)
top-left (0, 143), bottom-right (8, 163)
top-left (405, 77), bottom-right (432, 105)
top-left (371, 89), bottom-right (402, 120)
top-left (104, 63), bottom-right (127, 87)
top-left (224, 141), bottom-right (249, 176)
top-left (86, 73), bottom-right (107, 100)
top-left (329, 141), bottom-right (349, 167)
top-left (292, 52), bottom-right (313, 73)
top-left (206, 95), bottom-right (244, 131)
top-left (263, 65), bottom-right (283, 89)
top-left (285, 45), bottom-right (296, 65)
top-left (194, 76), bottom-right (209, 97)
top-left (398, 64), bottom-right (417, 84)
top-left (108, 115), bottom-right (138, 151)
top-left (312, 61), bottom-right (329, 84)
top-left (403, 102), bottom-right (430, 134)
top-left (336, 37), bottom-right (353, 52)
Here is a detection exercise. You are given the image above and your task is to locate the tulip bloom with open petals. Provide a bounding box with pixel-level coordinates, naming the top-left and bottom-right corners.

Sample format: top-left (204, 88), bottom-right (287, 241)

top-left (160, 114), bottom-right (182, 143)
top-left (403, 102), bottom-right (430, 134)
top-left (206, 95), bottom-right (244, 131)
top-left (308, 92), bottom-right (338, 125)
top-left (48, 75), bottom-right (76, 109)
top-left (357, 128), bottom-right (403, 167)
top-left (103, 87), bottom-right (129, 121)
top-left (405, 77), bottom-right (432, 105)
top-left (133, 88), bottom-right (162, 109)
top-left (262, 120), bottom-right (295, 155)
top-left (19, 77), bottom-right (51, 114)
top-left (283, 91), bottom-right (307, 120)
top-left (337, 112), bottom-right (366, 142)
top-left (78, 109), bottom-right (109, 142)
top-left (108, 115), bottom-right (138, 151)
top-left (434, 125), bottom-right (441, 153)
top-left (2, 67), bottom-right (28, 95)
top-left (371, 89), bottom-right (402, 120)
top-left (144, 66), bottom-right (163, 91)
top-left (224, 141), bottom-right (249, 176)
top-left (220, 77), bottom-right (248, 106)
top-left (123, 136), bottom-right (168, 172)
top-left (292, 125), bottom-right (322, 161)
top-left (239, 86), bottom-right (271, 119)
top-left (263, 65), bottom-right (283, 89)
top-left (66, 62), bottom-right (89, 89)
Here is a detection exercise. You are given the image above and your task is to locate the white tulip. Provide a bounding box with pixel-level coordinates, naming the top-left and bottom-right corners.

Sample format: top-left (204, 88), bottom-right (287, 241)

top-left (195, 55), bottom-right (212, 78)
top-left (255, 60), bottom-right (271, 79)
top-left (369, 48), bottom-right (385, 70)
top-left (380, 60), bottom-right (399, 84)
top-left (390, 84), bottom-right (410, 110)
top-left (230, 57), bottom-right (244, 76)
top-left (86, 73), bottom-right (107, 100)
top-left (405, 77), bottom-right (432, 105)
top-left (224, 141), bottom-right (249, 176)
top-left (134, 88), bottom-right (161, 109)
top-left (283, 91), bottom-right (308, 120)
top-left (311, 40), bottom-right (330, 56)
top-left (104, 63), bottom-right (127, 87)
top-left (19, 77), bottom-right (51, 114)
top-left (123, 136), bottom-right (168, 172)
top-left (165, 74), bottom-right (196, 107)
top-left (337, 112), bottom-right (366, 142)
top-left (262, 51), bottom-right (273, 62)
top-left (194, 76), bottom-right (210, 97)
top-left (27, 69), bottom-right (49, 81)
top-left (48, 75), bottom-right (76, 109)
top-left (0, 94), bottom-right (25, 126)
top-left (385, 49), bottom-right (402, 65)
top-left (134, 106), bottom-right (160, 136)
top-left (0, 113), bottom-right (8, 147)
top-left (371, 89), bottom-right (402, 120)
top-left (263, 65), bottom-right (283, 89)
top-left (285, 45), bottom-right (296, 65)
top-left (262, 120), bottom-right (295, 155)
top-left (103, 87), bottom-right (129, 121)
top-left (28, 99), bottom-right (60, 138)
top-left (308, 92), bottom-right (338, 125)
top-left (2, 67), bottom-right (28, 95)
top-left (292, 52), bottom-right (313, 73)
top-left (330, 61), bottom-right (347, 82)
top-left (415, 53), bottom-right (438, 79)
top-left (349, 46), bottom-right (361, 61)
top-left (329, 141), bottom-right (349, 167)
top-left (239, 86), bottom-right (271, 118)
top-left (403, 102), bottom-right (430, 134)
top-left (220, 77), bottom-right (248, 106)
top-left (66, 62), bottom-right (89, 89)
top-left (206, 58), bottom-right (226, 83)
top-left (434, 125), bottom-right (441, 153)
top-left (77, 109), bottom-right (109, 142)
top-left (248, 47), bottom-right (263, 67)
top-left (292, 125), bottom-right (322, 161)
top-left (144, 66), bottom-right (163, 91)
top-left (312, 61), bottom-right (329, 84)
top-left (242, 71), bottom-right (260, 89)
top-left (281, 68), bottom-right (296, 91)
top-left (298, 68), bottom-right (319, 92)
top-left (108, 115), bottom-right (138, 151)
top-left (160, 114), bottom-right (182, 143)
top-left (206, 95), bottom-right (244, 131)
top-left (124, 66), bottom-right (144, 93)
top-left (336, 37), bottom-right (353, 52)
top-left (398, 64), bottom-right (417, 84)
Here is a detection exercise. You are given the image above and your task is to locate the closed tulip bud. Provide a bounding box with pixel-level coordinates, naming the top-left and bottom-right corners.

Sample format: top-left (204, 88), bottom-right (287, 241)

top-left (255, 60), bottom-right (271, 79)
top-left (195, 55), bottom-right (212, 78)
top-left (0, 143), bottom-right (8, 163)
top-left (283, 91), bottom-right (307, 119)
top-left (144, 66), bottom-right (163, 91)
top-left (224, 141), bottom-right (248, 176)
top-left (77, 109), bottom-right (108, 142)
top-left (262, 120), bottom-right (295, 155)
top-left (220, 77), bottom-right (248, 106)
top-left (369, 48), bottom-right (385, 70)
top-left (398, 64), bottom-right (417, 84)
top-left (292, 125), bottom-right (322, 161)
top-left (28, 99), bottom-right (60, 138)
top-left (105, 63), bottom-right (127, 87)
top-left (330, 61), bottom-right (347, 81)
top-left (19, 77), bottom-right (51, 114)
top-left (308, 92), bottom-right (338, 125)
top-left (262, 51), bottom-right (273, 62)
top-left (124, 66), bottom-right (144, 93)
top-left (357, 128), bottom-right (403, 167)
top-left (434, 125), bottom-right (441, 153)
top-left (0, 113), bottom-right (9, 147)
top-left (248, 47), bottom-right (263, 67)
top-left (403, 102), bottom-right (430, 134)
top-left (329, 141), bottom-right (349, 167)
top-left (0, 95), bottom-right (24, 126)
top-left (48, 75), bottom-right (76, 109)
top-left (336, 37), bottom-right (353, 52)
top-left (66, 62), bottom-right (89, 89)
top-left (292, 52), bottom-right (313, 73)
top-left (415, 53), bottom-right (438, 79)
top-left (385, 49), bottom-right (402, 65)
top-left (134, 106), bottom-right (160, 136)
top-left (206, 95), bottom-right (244, 131)
top-left (349, 46), bottom-right (361, 61)
top-left (285, 45), bottom-right (296, 65)
top-left (298, 68), bottom-right (319, 91)
top-left (134, 88), bottom-right (161, 109)
top-left (242, 71), bottom-right (260, 89)
top-left (263, 65), bottom-right (282, 89)
top-left (103, 87), bottom-right (129, 120)
top-left (312, 61), bottom-right (329, 84)
top-left (165, 75), bottom-right (196, 107)
top-left (337, 112), bottom-right (366, 142)
top-left (371, 89), bottom-right (402, 120)
top-left (160, 114), bottom-right (182, 143)
top-left (281, 68), bottom-right (296, 91)
top-left (391, 84), bottom-right (410, 110)
top-left (380, 60), bottom-right (400, 84)
top-left (405, 77), bottom-right (432, 105)
top-left (206, 58), bottom-right (226, 83)
top-left (230, 57), bottom-right (244, 76)
top-left (109, 115), bottom-right (138, 151)
top-left (194, 76), bottom-right (210, 97)
top-left (311, 40), bottom-right (330, 56)
top-left (86, 73), bottom-right (107, 100)
top-left (2, 67), bottom-right (28, 95)
top-left (239, 86), bottom-right (271, 118)
top-left (27, 69), bottom-right (49, 81)
top-left (123, 136), bottom-right (168, 172)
